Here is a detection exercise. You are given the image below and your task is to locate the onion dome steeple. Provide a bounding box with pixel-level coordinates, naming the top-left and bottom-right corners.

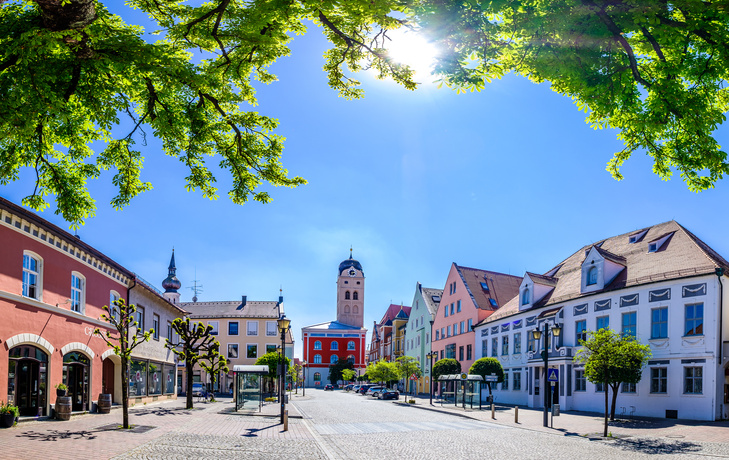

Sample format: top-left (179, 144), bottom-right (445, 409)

top-left (162, 249), bottom-right (182, 293)
top-left (338, 247), bottom-right (363, 275)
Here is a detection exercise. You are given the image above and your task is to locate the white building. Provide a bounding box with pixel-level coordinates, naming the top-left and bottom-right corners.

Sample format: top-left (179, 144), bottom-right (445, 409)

top-left (473, 221), bottom-right (729, 421)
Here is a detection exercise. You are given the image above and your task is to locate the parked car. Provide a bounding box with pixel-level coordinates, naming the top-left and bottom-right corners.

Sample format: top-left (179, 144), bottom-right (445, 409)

top-left (344, 384), bottom-right (354, 392)
top-left (324, 384), bottom-right (335, 391)
top-left (191, 382), bottom-right (204, 397)
top-left (366, 386), bottom-right (384, 397)
top-left (357, 385), bottom-right (372, 394)
top-left (351, 385), bottom-right (361, 393)
top-left (378, 389), bottom-right (399, 400)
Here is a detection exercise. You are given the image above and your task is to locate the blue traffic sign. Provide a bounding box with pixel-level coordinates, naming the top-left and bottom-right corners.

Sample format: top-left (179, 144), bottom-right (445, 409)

top-left (547, 368), bottom-right (559, 382)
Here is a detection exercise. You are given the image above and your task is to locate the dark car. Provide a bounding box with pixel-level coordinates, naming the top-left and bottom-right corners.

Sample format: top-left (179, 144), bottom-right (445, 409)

top-left (324, 384), bottom-right (334, 391)
top-left (358, 385), bottom-right (372, 394)
top-left (378, 389), bottom-right (399, 400)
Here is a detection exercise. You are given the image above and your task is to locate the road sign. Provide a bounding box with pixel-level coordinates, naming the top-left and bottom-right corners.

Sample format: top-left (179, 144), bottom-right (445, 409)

top-left (547, 368), bottom-right (559, 382)
top-left (483, 375), bottom-right (498, 382)
top-left (409, 374), bottom-right (417, 381)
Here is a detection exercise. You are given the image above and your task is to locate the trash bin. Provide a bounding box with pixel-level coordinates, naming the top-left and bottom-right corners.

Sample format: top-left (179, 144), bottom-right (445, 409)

top-left (551, 404), bottom-right (560, 416)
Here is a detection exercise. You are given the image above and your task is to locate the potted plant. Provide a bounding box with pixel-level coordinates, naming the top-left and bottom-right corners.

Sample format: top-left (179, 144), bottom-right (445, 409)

top-left (0, 402), bottom-right (19, 428)
top-left (55, 383), bottom-right (68, 397)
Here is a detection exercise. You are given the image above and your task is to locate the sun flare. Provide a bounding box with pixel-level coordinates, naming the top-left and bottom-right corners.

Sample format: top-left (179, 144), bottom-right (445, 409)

top-left (386, 30), bottom-right (439, 80)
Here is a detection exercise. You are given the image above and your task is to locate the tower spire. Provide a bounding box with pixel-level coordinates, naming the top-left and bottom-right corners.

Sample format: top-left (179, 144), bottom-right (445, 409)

top-left (162, 249), bottom-right (182, 304)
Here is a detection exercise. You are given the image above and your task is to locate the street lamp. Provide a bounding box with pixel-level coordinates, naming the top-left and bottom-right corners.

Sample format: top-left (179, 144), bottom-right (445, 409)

top-left (532, 322), bottom-right (561, 427)
top-left (277, 315), bottom-right (291, 424)
top-left (427, 319), bottom-right (436, 405)
top-left (302, 361), bottom-right (307, 397)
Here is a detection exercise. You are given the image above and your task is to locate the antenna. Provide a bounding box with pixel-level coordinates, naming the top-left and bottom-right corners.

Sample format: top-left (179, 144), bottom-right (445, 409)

top-left (187, 269), bottom-right (203, 302)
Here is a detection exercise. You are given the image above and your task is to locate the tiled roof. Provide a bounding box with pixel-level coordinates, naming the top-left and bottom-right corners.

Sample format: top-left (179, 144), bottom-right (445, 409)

top-left (525, 272), bottom-right (558, 287)
top-left (485, 221), bottom-right (728, 324)
top-left (457, 265), bottom-right (522, 311)
top-left (182, 300), bottom-right (280, 319)
top-left (378, 303), bottom-right (411, 325)
top-left (420, 286), bottom-right (443, 317)
top-left (303, 321), bottom-right (364, 331)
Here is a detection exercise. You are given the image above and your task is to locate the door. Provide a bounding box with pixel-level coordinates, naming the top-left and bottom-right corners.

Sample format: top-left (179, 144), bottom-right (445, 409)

top-left (102, 358), bottom-right (116, 402)
top-left (16, 360), bottom-right (40, 416)
top-left (67, 363), bottom-right (87, 411)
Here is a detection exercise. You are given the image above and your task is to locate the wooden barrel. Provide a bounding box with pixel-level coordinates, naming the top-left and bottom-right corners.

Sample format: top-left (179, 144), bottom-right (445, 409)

top-left (55, 396), bottom-right (72, 421)
top-left (97, 394), bottom-right (112, 414)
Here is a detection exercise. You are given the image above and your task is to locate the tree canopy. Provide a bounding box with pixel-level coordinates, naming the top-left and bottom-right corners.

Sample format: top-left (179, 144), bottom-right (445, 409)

top-left (366, 359), bottom-right (399, 385)
top-left (2, 1), bottom-right (729, 226)
top-left (431, 358), bottom-right (460, 382)
top-left (469, 357), bottom-right (503, 396)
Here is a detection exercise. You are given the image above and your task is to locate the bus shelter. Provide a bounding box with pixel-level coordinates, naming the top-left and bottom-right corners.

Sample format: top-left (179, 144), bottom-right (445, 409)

top-left (438, 374), bottom-right (483, 410)
top-left (233, 365), bottom-right (269, 412)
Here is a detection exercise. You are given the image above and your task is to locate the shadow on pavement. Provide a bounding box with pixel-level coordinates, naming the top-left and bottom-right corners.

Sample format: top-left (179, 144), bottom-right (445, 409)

top-left (16, 429), bottom-right (99, 442)
top-left (131, 407), bottom-right (191, 417)
top-left (613, 437), bottom-right (702, 455)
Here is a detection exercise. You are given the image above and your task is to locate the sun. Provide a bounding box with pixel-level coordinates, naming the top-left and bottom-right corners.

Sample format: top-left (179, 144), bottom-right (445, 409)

top-left (385, 29), bottom-right (439, 80)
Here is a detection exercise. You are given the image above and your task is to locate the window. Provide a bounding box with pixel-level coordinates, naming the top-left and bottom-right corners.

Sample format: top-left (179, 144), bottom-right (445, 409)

top-left (313, 354), bottom-right (322, 364)
top-left (596, 315), bottom-right (609, 331)
top-left (650, 307), bottom-right (668, 339)
top-left (246, 344), bottom-right (258, 359)
top-left (685, 303), bottom-right (704, 336)
top-left (444, 306), bottom-right (449, 318)
top-left (491, 338), bottom-right (498, 357)
top-left (110, 291), bottom-right (120, 321)
top-left (208, 321), bottom-right (219, 336)
top-left (266, 321), bottom-right (277, 336)
top-left (482, 340), bottom-right (488, 357)
top-left (528, 332), bottom-right (536, 352)
top-left (648, 242), bottom-right (658, 252)
top-left (447, 326), bottom-right (451, 337)
top-left (440, 350), bottom-right (444, 360)
top-left (575, 320), bottom-right (586, 343)
top-left (459, 346), bottom-right (464, 361)
top-left (436, 330), bottom-right (440, 340)
top-left (489, 298), bottom-right (498, 308)
top-left (467, 319), bottom-right (472, 331)
top-left (684, 367), bottom-right (703, 394)
top-left (266, 344), bottom-right (277, 354)
top-left (513, 371), bottom-right (522, 391)
top-left (136, 306), bottom-right (145, 331)
top-left (460, 321), bottom-right (465, 334)
top-left (347, 355), bottom-right (355, 363)
top-left (229, 321), bottom-right (239, 335)
top-left (71, 272), bottom-right (85, 313)
top-left (513, 333), bottom-right (521, 354)
top-left (22, 252), bottom-right (42, 299)
top-left (314, 340), bottom-right (322, 350)
top-left (575, 370), bottom-right (586, 392)
top-left (247, 321), bottom-right (258, 336)
top-left (521, 287), bottom-right (529, 306)
top-left (345, 291), bottom-right (351, 300)
top-left (457, 300), bottom-right (462, 312)
top-left (502, 336), bottom-right (509, 355)
top-left (330, 355), bottom-right (339, 364)
top-left (622, 312), bottom-right (636, 338)
top-left (595, 381), bottom-right (604, 392)
top-left (347, 341), bottom-right (355, 350)
top-left (621, 381), bottom-right (636, 393)
top-left (331, 341), bottom-right (339, 350)
top-left (153, 314), bottom-right (160, 340)
top-left (502, 371), bottom-right (509, 390)
top-left (313, 372), bottom-right (321, 382)
top-left (445, 343), bottom-right (456, 359)
top-left (167, 321), bottom-right (172, 341)
top-left (587, 266), bottom-right (598, 286)
top-left (228, 344), bottom-right (239, 359)
top-left (353, 291), bottom-right (358, 300)
top-left (650, 367), bottom-right (667, 393)
top-left (450, 303), bottom-right (454, 315)
top-left (466, 344), bottom-right (472, 361)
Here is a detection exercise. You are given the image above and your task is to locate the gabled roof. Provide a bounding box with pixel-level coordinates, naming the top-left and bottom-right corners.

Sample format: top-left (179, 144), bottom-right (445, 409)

top-left (378, 303), bottom-right (411, 325)
top-left (395, 308), bottom-right (409, 320)
top-left (183, 300), bottom-right (280, 319)
top-left (485, 221), bottom-right (729, 324)
top-left (420, 286), bottom-right (443, 317)
top-left (456, 264), bottom-right (522, 311)
top-left (591, 246), bottom-right (627, 265)
top-left (525, 272), bottom-right (558, 287)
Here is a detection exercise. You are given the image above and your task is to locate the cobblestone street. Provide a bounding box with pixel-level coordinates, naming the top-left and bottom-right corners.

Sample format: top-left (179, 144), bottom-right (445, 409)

top-left (1, 391), bottom-right (728, 459)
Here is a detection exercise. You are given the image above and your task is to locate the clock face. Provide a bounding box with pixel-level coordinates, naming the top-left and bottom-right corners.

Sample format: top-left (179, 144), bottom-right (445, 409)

top-left (348, 269), bottom-right (356, 277)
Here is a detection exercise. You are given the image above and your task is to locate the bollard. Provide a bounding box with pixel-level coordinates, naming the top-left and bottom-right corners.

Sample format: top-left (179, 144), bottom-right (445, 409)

top-left (491, 403), bottom-right (495, 419)
top-left (515, 406), bottom-right (519, 424)
top-left (284, 409), bottom-right (288, 432)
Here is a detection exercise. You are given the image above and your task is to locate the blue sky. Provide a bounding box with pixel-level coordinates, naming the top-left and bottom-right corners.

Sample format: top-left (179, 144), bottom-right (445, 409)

top-left (2, 6), bottom-right (728, 359)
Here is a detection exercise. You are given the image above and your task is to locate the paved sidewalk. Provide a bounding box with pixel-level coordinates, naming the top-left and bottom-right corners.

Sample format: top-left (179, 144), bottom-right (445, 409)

top-left (399, 393), bottom-right (729, 444)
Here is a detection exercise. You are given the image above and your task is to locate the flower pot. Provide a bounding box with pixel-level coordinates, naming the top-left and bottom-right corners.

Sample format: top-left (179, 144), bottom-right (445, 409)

top-left (0, 413), bottom-right (15, 428)
top-left (56, 389), bottom-right (67, 397)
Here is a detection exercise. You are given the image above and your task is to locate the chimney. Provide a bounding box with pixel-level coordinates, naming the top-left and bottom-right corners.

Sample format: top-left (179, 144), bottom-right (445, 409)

top-left (237, 295), bottom-right (247, 310)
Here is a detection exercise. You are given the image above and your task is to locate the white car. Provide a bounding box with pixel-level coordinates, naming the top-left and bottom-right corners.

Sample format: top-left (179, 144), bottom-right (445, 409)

top-left (366, 386), bottom-right (384, 397)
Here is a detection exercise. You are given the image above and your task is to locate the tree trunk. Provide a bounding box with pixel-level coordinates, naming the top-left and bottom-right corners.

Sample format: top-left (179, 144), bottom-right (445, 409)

top-left (185, 359), bottom-right (194, 410)
top-left (603, 376), bottom-right (609, 437)
top-left (121, 355), bottom-right (129, 429)
top-left (609, 384), bottom-right (620, 421)
top-left (33, 0), bottom-right (97, 31)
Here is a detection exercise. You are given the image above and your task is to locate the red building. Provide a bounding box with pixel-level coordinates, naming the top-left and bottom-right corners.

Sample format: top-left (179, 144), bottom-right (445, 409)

top-left (301, 252), bottom-right (368, 387)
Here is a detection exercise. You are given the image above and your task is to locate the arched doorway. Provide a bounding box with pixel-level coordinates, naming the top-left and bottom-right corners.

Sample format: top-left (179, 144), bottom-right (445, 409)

top-left (63, 352), bottom-right (90, 411)
top-left (8, 345), bottom-right (48, 416)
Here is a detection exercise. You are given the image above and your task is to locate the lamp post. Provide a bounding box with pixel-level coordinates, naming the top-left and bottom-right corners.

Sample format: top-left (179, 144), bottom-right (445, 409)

top-left (277, 315), bottom-right (291, 424)
top-left (426, 351), bottom-right (437, 405)
top-left (531, 322), bottom-right (561, 427)
top-left (301, 361), bottom-right (307, 397)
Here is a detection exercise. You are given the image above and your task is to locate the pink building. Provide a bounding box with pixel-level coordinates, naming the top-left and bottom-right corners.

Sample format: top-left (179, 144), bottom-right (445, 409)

top-left (431, 263), bottom-right (521, 373)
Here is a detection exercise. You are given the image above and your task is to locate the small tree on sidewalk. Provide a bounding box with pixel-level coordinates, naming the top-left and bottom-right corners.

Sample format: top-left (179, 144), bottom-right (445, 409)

top-left (94, 298), bottom-right (153, 429)
top-left (574, 329), bottom-right (651, 437)
top-left (165, 318), bottom-right (217, 409)
top-left (255, 351), bottom-right (290, 397)
top-left (432, 359), bottom-right (461, 398)
top-left (366, 360), bottom-right (399, 386)
top-left (341, 368), bottom-right (357, 384)
top-left (470, 357), bottom-right (504, 400)
top-left (199, 343), bottom-right (229, 402)
top-left (395, 356), bottom-right (422, 395)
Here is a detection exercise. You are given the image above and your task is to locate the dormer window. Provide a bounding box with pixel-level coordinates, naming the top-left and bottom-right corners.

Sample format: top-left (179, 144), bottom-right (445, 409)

top-left (647, 232), bottom-right (674, 253)
top-left (480, 282), bottom-right (490, 291)
top-left (587, 266), bottom-right (598, 285)
top-left (521, 287), bottom-right (529, 306)
top-left (629, 229), bottom-right (648, 243)
top-left (648, 242), bottom-right (657, 252)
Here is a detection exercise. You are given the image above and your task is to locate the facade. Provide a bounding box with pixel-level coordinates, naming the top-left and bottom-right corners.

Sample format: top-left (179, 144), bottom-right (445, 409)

top-left (474, 221), bottom-right (729, 421)
top-left (180, 296), bottom-right (293, 393)
top-left (302, 252), bottom-right (368, 387)
top-left (367, 304), bottom-right (412, 363)
top-left (432, 263), bottom-right (521, 373)
top-left (404, 283), bottom-right (442, 394)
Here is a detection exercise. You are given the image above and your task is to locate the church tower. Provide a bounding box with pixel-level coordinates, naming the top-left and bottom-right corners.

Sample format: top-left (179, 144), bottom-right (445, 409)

top-left (162, 249), bottom-right (181, 305)
top-left (336, 249), bottom-right (364, 328)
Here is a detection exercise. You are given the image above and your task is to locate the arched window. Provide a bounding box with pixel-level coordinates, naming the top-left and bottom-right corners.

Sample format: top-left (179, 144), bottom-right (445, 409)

top-left (313, 354), bottom-right (322, 364)
top-left (521, 287), bottom-right (529, 306)
top-left (353, 305), bottom-right (359, 314)
top-left (330, 355), bottom-right (339, 364)
top-left (313, 372), bottom-right (321, 382)
top-left (314, 340), bottom-right (322, 350)
top-left (344, 305), bottom-right (350, 314)
top-left (353, 291), bottom-right (358, 300)
top-left (22, 251), bottom-right (43, 300)
top-left (347, 341), bottom-right (355, 350)
top-left (587, 266), bottom-right (598, 286)
top-left (331, 341), bottom-right (339, 350)
top-left (347, 355), bottom-right (355, 364)
top-left (345, 291), bottom-right (351, 300)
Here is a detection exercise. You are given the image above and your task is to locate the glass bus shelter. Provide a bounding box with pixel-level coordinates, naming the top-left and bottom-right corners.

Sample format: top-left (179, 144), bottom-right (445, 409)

top-left (233, 365), bottom-right (269, 412)
top-left (438, 374), bottom-right (483, 410)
